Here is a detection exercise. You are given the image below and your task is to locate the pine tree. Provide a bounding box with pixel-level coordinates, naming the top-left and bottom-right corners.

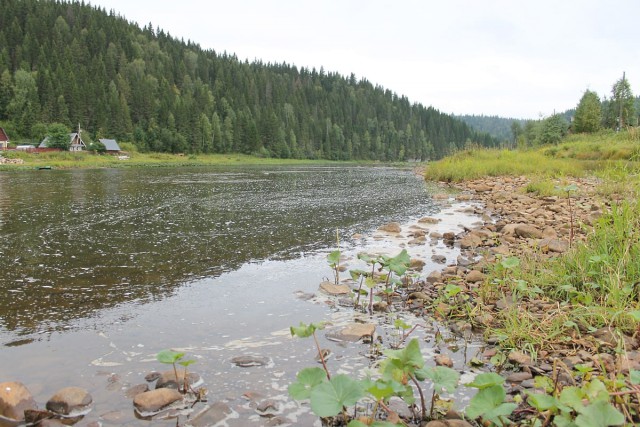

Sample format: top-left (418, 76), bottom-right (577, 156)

top-left (573, 90), bottom-right (601, 133)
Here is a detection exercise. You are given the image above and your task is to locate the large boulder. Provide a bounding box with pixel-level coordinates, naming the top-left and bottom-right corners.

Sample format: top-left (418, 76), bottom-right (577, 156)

top-left (45, 387), bottom-right (92, 417)
top-left (0, 381), bottom-right (37, 423)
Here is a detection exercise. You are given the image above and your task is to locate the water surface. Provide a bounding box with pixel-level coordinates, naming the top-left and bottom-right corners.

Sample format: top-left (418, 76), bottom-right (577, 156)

top-left (0, 165), bottom-right (483, 426)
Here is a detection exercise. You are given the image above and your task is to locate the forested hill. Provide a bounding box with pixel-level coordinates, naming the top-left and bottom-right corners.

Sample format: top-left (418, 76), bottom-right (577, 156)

top-left (0, 0), bottom-right (497, 160)
top-left (456, 114), bottom-right (528, 144)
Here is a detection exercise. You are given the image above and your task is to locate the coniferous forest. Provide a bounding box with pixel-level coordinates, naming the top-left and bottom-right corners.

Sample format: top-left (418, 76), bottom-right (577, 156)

top-left (0, 0), bottom-right (498, 160)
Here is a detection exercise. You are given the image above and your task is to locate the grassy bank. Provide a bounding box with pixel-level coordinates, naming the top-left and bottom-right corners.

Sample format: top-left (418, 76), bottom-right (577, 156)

top-left (425, 130), bottom-right (640, 356)
top-left (0, 149), bottom-right (346, 171)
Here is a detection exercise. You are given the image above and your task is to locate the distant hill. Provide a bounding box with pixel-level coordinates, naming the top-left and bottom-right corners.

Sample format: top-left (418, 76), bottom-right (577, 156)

top-left (0, 0), bottom-right (498, 160)
top-left (456, 115), bottom-right (528, 143)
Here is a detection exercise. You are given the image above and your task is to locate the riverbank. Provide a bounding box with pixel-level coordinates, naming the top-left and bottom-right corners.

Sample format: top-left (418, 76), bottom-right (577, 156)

top-left (0, 149), bottom-right (393, 171)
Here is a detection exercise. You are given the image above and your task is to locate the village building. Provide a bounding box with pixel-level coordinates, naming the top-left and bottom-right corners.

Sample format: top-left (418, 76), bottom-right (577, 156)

top-left (98, 138), bottom-right (121, 153)
top-left (39, 132), bottom-right (87, 151)
top-left (0, 127), bottom-right (9, 150)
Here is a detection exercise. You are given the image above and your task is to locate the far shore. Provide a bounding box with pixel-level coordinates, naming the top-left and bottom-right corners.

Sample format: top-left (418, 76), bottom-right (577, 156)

top-left (0, 149), bottom-right (420, 171)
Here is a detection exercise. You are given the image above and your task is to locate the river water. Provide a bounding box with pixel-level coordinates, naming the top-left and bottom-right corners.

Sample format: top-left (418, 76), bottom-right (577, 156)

top-left (0, 165), bottom-right (482, 426)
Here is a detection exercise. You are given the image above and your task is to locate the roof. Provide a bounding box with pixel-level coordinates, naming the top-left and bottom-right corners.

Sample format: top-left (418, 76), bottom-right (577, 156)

top-left (0, 127), bottom-right (9, 142)
top-left (39, 133), bottom-right (84, 148)
top-left (98, 138), bottom-right (121, 151)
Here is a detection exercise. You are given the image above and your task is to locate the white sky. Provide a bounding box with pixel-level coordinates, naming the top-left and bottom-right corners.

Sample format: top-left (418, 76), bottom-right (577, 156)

top-left (89, 0), bottom-right (640, 119)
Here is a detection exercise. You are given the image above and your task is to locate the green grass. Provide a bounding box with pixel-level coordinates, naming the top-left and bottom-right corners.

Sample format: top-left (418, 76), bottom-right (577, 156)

top-left (485, 199), bottom-right (640, 352)
top-left (425, 129), bottom-right (640, 354)
top-left (423, 149), bottom-right (586, 182)
top-left (0, 150), bottom-right (345, 171)
top-left (424, 129), bottom-right (640, 183)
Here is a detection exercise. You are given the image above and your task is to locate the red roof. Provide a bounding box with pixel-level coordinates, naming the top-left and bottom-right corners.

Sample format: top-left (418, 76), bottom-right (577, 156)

top-left (0, 127), bottom-right (8, 142)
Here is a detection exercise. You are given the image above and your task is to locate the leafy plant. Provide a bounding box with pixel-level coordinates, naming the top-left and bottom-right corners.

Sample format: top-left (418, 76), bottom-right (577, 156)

top-left (290, 321), bottom-right (331, 379)
top-left (156, 349), bottom-right (197, 393)
top-left (328, 249), bottom-right (342, 285)
top-left (465, 373), bottom-right (517, 425)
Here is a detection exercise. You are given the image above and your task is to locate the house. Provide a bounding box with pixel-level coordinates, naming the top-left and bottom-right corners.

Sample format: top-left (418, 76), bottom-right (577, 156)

top-left (39, 132), bottom-right (86, 151)
top-left (98, 138), bottom-right (121, 153)
top-left (0, 127), bottom-right (9, 150)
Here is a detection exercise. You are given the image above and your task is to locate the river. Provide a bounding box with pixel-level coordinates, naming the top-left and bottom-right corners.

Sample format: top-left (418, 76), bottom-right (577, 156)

top-left (0, 165), bottom-right (481, 426)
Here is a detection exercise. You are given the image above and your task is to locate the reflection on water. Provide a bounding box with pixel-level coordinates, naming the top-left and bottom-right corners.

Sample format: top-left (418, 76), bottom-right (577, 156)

top-left (0, 166), bottom-right (438, 337)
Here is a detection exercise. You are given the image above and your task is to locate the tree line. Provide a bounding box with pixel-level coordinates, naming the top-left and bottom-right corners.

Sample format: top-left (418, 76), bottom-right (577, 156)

top-left (0, 0), bottom-right (497, 160)
top-left (458, 76), bottom-right (638, 148)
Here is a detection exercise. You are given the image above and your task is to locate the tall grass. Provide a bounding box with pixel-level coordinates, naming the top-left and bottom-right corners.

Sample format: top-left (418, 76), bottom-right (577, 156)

top-left (424, 149), bottom-right (585, 182)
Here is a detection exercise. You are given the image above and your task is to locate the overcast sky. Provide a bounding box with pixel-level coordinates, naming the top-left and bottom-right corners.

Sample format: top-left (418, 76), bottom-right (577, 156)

top-left (89, 0), bottom-right (640, 119)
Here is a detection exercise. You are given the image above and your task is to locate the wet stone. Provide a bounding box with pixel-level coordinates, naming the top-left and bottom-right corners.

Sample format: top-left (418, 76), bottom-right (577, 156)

top-left (319, 281), bottom-right (350, 295)
top-left (256, 399), bottom-right (280, 417)
top-left (378, 222), bottom-right (402, 233)
top-left (231, 356), bottom-right (270, 368)
top-left (144, 372), bottom-right (161, 382)
top-left (326, 323), bottom-right (375, 342)
top-left (189, 401), bottom-right (233, 427)
top-left (125, 384), bottom-right (149, 399)
top-left (46, 387), bottom-right (92, 416)
top-left (0, 381), bottom-right (37, 422)
top-left (38, 419), bottom-right (67, 427)
top-left (431, 254), bottom-right (446, 264)
top-left (418, 216), bottom-right (440, 224)
top-left (133, 388), bottom-right (182, 414)
top-left (156, 370), bottom-right (201, 389)
top-left (24, 409), bottom-right (56, 424)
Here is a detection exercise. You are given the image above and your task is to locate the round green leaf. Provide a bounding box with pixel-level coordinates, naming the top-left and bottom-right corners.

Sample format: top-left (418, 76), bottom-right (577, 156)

top-left (157, 349), bottom-right (184, 364)
top-left (310, 374), bottom-right (364, 417)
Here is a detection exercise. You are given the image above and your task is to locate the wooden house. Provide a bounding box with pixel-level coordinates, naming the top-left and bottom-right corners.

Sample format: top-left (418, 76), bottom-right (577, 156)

top-left (0, 127), bottom-right (9, 150)
top-left (39, 132), bottom-right (86, 151)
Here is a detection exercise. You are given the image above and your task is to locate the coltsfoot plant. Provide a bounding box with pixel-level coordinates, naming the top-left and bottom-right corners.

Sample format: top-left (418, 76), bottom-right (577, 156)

top-left (156, 349), bottom-right (196, 393)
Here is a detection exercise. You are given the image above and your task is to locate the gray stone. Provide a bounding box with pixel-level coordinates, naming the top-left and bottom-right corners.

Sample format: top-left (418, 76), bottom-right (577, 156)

top-left (188, 402), bottom-right (233, 426)
top-left (0, 382), bottom-right (37, 422)
top-left (133, 388), bottom-right (182, 414)
top-left (231, 356), bottom-right (270, 367)
top-left (46, 387), bottom-right (92, 416)
top-left (431, 254), bottom-right (446, 264)
top-left (256, 399), bottom-right (280, 416)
